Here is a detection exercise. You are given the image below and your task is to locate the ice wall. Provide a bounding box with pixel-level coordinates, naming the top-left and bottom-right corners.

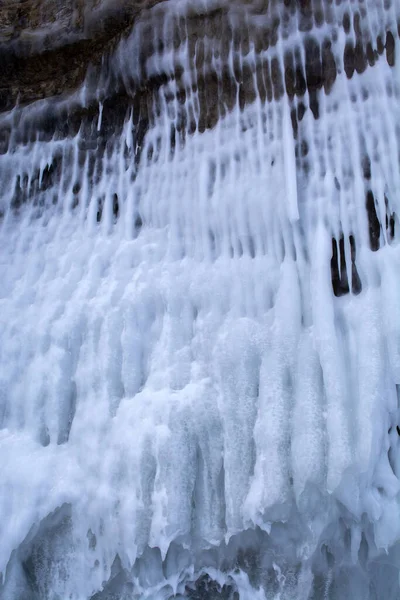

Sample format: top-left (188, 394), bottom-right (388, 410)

top-left (0, 0), bottom-right (400, 598)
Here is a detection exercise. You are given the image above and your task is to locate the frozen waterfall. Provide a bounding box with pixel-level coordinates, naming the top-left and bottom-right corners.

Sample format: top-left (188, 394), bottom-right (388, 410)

top-left (1, 0), bottom-right (400, 598)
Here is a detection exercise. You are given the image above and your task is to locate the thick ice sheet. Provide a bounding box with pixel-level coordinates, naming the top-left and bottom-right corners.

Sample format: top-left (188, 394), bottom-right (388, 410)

top-left (0, 0), bottom-right (400, 598)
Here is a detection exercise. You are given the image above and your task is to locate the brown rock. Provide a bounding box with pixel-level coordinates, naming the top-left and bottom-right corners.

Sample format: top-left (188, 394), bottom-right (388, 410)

top-left (0, 0), bottom-right (163, 110)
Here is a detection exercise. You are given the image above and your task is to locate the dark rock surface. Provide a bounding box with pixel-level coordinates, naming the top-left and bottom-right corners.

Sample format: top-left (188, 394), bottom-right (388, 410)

top-left (0, 0), bottom-right (164, 111)
top-left (1, 0), bottom-right (397, 116)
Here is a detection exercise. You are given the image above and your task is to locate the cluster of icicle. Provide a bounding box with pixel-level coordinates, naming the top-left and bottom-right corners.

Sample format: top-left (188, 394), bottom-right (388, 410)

top-left (0, 0), bottom-right (400, 598)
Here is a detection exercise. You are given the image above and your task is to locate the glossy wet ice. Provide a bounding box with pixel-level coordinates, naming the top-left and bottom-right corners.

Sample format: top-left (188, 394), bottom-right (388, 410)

top-left (0, 0), bottom-right (400, 598)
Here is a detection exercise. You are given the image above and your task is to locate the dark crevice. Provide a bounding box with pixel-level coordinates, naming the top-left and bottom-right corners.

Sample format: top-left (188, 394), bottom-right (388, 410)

top-left (388, 213), bottom-right (396, 242)
top-left (366, 190), bottom-right (381, 251)
top-left (113, 193), bottom-right (119, 219)
top-left (331, 235), bottom-right (362, 297)
top-left (304, 37), bottom-right (322, 118)
top-left (362, 155), bottom-right (371, 180)
top-left (377, 35), bottom-right (385, 55)
top-left (384, 195), bottom-right (397, 244)
top-left (386, 31), bottom-right (396, 66)
top-left (366, 42), bottom-right (376, 67)
top-left (96, 197), bottom-right (103, 223)
top-left (331, 237), bottom-right (349, 297)
top-left (349, 234), bottom-right (362, 295)
top-left (344, 42), bottom-right (355, 79)
top-left (321, 40), bottom-right (336, 93)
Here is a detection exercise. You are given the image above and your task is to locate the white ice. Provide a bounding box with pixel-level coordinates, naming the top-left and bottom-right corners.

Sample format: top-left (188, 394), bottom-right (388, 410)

top-left (0, 0), bottom-right (400, 598)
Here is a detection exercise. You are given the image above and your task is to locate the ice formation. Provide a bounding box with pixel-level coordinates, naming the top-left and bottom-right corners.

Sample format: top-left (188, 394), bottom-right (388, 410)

top-left (0, 0), bottom-right (400, 598)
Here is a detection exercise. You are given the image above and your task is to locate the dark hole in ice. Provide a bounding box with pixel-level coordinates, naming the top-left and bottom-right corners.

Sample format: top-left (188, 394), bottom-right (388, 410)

top-left (354, 41), bottom-right (367, 74)
top-left (343, 12), bottom-right (351, 33)
top-left (294, 48), bottom-right (307, 97)
top-left (331, 237), bottom-right (349, 296)
top-left (386, 31), bottom-right (396, 67)
top-left (135, 214), bottom-right (143, 230)
top-left (353, 12), bottom-right (362, 37)
top-left (170, 124), bottom-right (176, 153)
top-left (344, 42), bottom-right (355, 78)
top-left (113, 193), bottom-right (119, 219)
top-left (284, 51), bottom-right (295, 100)
top-left (349, 235), bottom-right (362, 295)
top-left (366, 42), bottom-right (376, 66)
top-left (362, 155), bottom-right (371, 180)
top-left (271, 57), bottom-right (284, 100)
top-left (321, 40), bottom-right (337, 94)
top-left (0, 126), bottom-right (10, 154)
top-left (291, 108), bottom-right (298, 138)
top-left (297, 102), bottom-right (306, 121)
top-left (331, 235), bottom-right (362, 297)
top-left (301, 139), bottom-right (308, 156)
top-left (309, 91), bottom-right (319, 119)
top-left (389, 214), bottom-right (396, 240)
top-left (11, 175), bottom-right (24, 210)
top-left (97, 198), bottom-right (103, 223)
top-left (40, 164), bottom-right (55, 190)
top-left (304, 37), bottom-right (321, 118)
top-left (366, 190), bottom-right (381, 251)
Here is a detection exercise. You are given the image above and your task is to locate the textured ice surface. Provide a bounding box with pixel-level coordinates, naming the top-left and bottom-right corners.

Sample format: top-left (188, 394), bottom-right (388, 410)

top-left (1, 0), bottom-right (400, 598)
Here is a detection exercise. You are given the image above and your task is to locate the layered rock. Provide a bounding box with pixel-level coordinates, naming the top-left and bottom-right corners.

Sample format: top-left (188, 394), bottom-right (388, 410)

top-left (1, 0), bottom-right (398, 113)
top-left (0, 0), bottom-right (163, 110)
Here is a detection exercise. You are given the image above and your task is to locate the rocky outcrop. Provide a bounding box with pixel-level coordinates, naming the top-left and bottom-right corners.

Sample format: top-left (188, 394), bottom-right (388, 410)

top-left (0, 0), bottom-right (164, 111)
top-left (1, 0), bottom-right (397, 115)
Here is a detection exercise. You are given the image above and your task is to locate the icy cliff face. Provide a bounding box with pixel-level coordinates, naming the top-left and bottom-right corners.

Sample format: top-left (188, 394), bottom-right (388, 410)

top-left (0, 0), bottom-right (400, 598)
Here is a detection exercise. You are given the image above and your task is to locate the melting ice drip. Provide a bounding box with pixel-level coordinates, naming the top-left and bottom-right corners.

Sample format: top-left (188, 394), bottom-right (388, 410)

top-left (0, 0), bottom-right (400, 598)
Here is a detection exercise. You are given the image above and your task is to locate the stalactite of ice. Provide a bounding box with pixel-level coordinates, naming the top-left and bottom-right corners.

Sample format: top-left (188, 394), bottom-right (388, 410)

top-left (0, 0), bottom-right (400, 598)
